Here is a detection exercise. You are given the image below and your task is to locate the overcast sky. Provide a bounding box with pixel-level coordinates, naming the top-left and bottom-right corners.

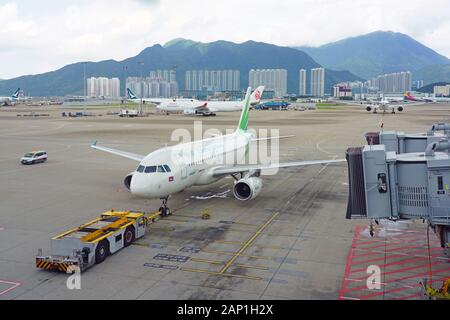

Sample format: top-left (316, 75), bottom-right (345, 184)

top-left (1, 0), bottom-right (449, 79)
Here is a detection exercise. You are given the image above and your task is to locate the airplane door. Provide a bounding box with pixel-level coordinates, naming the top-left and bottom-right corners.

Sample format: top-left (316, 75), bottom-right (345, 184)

top-left (181, 167), bottom-right (188, 180)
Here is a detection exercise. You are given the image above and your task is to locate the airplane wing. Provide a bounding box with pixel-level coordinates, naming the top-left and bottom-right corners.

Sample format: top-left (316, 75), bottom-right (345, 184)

top-left (91, 141), bottom-right (145, 162)
top-left (212, 159), bottom-right (346, 177)
top-left (251, 135), bottom-right (295, 142)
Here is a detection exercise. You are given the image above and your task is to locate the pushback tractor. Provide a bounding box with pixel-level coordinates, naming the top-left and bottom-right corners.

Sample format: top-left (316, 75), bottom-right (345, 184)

top-left (36, 210), bottom-right (160, 273)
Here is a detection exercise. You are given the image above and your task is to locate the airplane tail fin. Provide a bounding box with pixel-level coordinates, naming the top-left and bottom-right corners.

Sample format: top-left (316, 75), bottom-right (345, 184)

top-left (12, 88), bottom-right (20, 99)
top-left (250, 85), bottom-right (264, 105)
top-left (404, 91), bottom-right (415, 101)
top-left (127, 88), bottom-right (137, 99)
top-left (237, 87), bottom-right (252, 132)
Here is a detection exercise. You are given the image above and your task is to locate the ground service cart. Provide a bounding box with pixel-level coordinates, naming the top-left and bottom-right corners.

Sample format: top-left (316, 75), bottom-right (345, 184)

top-left (36, 210), bottom-right (160, 273)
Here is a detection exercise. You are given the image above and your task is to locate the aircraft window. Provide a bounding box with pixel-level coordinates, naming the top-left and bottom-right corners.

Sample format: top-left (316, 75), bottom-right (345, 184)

top-left (137, 165), bottom-right (145, 173)
top-left (157, 165), bottom-right (166, 173)
top-left (163, 165), bottom-right (171, 172)
top-left (145, 166), bottom-right (157, 173)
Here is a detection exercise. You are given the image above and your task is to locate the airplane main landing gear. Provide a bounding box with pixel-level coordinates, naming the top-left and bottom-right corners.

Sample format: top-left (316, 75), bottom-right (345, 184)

top-left (159, 197), bottom-right (172, 217)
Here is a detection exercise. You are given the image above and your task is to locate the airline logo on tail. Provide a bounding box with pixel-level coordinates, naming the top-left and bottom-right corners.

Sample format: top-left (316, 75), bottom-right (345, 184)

top-left (12, 88), bottom-right (20, 99)
top-left (250, 85), bottom-right (264, 106)
top-left (127, 88), bottom-right (138, 100)
top-left (404, 91), bottom-right (417, 102)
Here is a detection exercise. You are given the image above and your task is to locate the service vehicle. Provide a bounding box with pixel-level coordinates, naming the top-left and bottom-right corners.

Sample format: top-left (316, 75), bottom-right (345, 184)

top-left (21, 151), bottom-right (47, 165)
top-left (36, 210), bottom-right (160, 273)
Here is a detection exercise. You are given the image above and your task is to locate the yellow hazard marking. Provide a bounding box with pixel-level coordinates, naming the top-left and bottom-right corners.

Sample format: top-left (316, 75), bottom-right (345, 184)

top-left (219, 212), bottom-right (279, 274)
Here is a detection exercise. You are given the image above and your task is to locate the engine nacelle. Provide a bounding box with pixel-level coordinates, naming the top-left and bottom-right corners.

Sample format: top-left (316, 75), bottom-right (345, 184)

top-left (233, 177), bottom-right (263, 201)
top-left (366, 106), bottom-right (372, 112)
top-left (397, 106), bottom-right (403, 112)
top-left (183, 108), bottom-right (195, 115)
top-left (124, 172), bottom-right (133, 191)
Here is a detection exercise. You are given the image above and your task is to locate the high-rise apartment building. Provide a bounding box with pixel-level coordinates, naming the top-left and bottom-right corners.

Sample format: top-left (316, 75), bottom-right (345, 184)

top-left (87, 77), bottom-right (120, 98)
top-left (185, 70), bottom-right (240, 92)
top-left (126, 69), bottom-right (178, 98)
top-left (371, 71), bottom-right (412, 93)
top-left (310, 68), bottom-right (325, 97)
top-left (299, 69), bottom-right (306, 96)
top-left (249, 69), bottom-right (287, 97)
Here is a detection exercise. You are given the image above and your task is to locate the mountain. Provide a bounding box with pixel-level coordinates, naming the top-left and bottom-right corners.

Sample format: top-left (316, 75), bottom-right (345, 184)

top-left (417, 82), bottom-right (450, 94)
top-left (295, 31), bottom-right (449, 79)
top-left (0, 39), bottom-right (362, 96)
top-left (413, 64), bottom-right (450, 85)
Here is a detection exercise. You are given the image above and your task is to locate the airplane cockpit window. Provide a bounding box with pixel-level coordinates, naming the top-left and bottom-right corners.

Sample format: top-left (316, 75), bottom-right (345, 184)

top-left (145, 166), bottom-right (157, 173)
top-left (157, 165), bottom-right (166, 173)
top-left (163, 165), bottom-right (171, 172)
top-left (137, 165), bottom-right (145, 173)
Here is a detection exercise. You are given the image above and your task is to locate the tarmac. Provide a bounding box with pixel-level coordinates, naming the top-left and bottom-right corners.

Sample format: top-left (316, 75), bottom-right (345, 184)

top-left (0, 103), bottom-right (449, 299)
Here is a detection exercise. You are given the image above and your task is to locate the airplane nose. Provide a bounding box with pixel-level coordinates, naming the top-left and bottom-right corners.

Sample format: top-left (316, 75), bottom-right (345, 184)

top-left (130, 173), bottom-right (146, 196)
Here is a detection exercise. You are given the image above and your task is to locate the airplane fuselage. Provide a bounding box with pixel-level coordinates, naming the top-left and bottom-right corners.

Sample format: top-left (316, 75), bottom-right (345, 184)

top-left (157, 100), bottom-right (243, 113)
top-left (130, 131), bottom-right (252, 198)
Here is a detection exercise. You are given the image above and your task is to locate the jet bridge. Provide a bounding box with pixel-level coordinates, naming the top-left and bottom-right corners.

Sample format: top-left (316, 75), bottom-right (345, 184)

top-left (346, 123), bottom-right (450, 257)
top-left (364, 122), bottom-right (450, 154)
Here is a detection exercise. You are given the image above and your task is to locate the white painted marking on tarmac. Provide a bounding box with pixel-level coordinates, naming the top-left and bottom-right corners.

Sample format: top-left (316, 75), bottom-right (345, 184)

top-left (190, 190), bottom-right (230, 200)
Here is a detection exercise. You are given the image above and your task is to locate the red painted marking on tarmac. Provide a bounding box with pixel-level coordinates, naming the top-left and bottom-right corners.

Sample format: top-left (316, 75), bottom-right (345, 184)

top-left (350, 255), bottom-right (444, 274)
top-left (393, 292), bottom-right (421, 300)
top-left (350, 250), bottom-right (444, 266)
top-left (338, 225), bottom-right (361, 300)
top-left (351, 245), bottom-right (442, 259)
top-left (352, 260), bottom-right (446, 281)
top-left (0, 280), bottom-right (21, 297)
top-left (341, 272), bottom-right (450, 294)
top-left (339, 224), bottom-right (450, 300)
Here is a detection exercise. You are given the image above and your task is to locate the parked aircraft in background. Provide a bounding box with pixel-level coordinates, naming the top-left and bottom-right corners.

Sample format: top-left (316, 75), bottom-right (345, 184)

top-left (0, 88), bottom-right (20, 106)
top-left (127, 88), bottom-right (200, 105)
top-left (157, 86), bottom-right (265, 115)
top-left (92, 87), bottom-right (344, 216)
top-left (404, 91), bottom-right (450, 103)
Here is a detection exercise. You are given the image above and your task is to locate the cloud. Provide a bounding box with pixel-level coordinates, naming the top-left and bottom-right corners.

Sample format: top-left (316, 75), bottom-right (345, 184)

top-left (0, 0), bottom-right (449, 79)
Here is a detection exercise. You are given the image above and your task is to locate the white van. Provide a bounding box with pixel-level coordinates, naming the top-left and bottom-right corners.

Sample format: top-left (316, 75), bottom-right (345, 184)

top-left (21, 151), bottom-right (48, 165)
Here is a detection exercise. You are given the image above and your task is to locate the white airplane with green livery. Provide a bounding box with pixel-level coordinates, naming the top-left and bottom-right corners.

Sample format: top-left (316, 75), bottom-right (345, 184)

top-left (92, 87), bottom-right (345, 215)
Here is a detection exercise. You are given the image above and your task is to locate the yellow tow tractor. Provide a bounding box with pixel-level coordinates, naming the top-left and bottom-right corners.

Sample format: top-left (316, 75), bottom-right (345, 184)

top-left (36, 210), bottom-right (160, 273)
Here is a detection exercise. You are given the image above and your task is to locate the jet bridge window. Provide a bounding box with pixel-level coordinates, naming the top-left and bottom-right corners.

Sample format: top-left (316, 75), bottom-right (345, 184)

top-left (145, 166), bottom-right (157, 173)
top-left (437, 176), bottom-right (444, 190)
top-left (137, 165), bottom-right (145, 173)
top-left (377, 173), bottom-right (388, 193)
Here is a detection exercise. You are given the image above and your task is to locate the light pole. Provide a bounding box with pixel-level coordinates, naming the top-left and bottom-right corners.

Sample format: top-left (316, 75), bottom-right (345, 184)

top-left (83, 62), bottom-right (87, 111)
top-left (123, 65), bottom-right (128, 104)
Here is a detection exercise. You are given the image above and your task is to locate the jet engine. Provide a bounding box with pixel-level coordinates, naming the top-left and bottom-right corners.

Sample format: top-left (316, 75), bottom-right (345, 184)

top-left (183, 109), bottom-right (195, 115)
top-left (233, 176), bottom-right (263, 201)
top-left (366, 106), bottom-right (372, 112)
top-left (397, 106), bottom-right (403, 112)
top-left (124, 172), bottom-right (133, 191)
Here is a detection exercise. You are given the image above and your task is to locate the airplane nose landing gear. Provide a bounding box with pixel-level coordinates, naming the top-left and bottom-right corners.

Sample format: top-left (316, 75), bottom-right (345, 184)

top-left (159, 197), bottom-right (172, 217)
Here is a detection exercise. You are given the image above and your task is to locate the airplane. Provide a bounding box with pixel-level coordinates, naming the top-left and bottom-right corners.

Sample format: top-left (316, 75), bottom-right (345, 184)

top-left (365, 98), bottom-right (404, 114)
top-left (0, 88), bottom-right (20, 106)
top-left (126, 88), bottom-right (199, 105)
top-left (404, 91), bottom-right (450, 103)
top-left (91, 87), bottom-right (345, 216)
top-left (157, 86), bottom-right (265, 115)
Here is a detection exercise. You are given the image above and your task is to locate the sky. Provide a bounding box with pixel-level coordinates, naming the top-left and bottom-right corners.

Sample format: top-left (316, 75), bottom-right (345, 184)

top-left (1, 0), bottom-right (450, 79)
